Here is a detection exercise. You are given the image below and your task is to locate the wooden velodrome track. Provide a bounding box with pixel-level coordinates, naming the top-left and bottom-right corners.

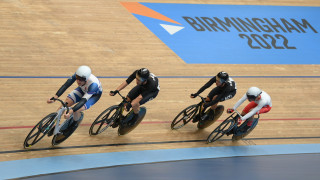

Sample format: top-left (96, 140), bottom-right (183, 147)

top-left (0, 0), bottom-right (319, 162)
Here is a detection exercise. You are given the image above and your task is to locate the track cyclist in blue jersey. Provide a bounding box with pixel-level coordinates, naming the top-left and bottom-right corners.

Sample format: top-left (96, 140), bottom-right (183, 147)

top-left (190, 71), bottom-right (237, 122)
top-left (109, 68), bottom-right (160, 126)
top-left (47, 65), bottom-right (103, 134)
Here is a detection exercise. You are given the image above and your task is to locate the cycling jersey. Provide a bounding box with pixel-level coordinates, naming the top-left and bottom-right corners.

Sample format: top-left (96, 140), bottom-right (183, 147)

top-left (126, 70), bottom-right (160, 93)
top-left (56, 73), bottom-right (103, 110)
top-left (196, 76), bottom-right (237, 106)
top-left (233, 91), bottom-right (272, 120)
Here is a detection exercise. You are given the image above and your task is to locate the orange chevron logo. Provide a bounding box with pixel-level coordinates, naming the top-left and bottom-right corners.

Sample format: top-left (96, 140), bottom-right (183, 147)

top-left (121, 2), bottom-right (184, 35)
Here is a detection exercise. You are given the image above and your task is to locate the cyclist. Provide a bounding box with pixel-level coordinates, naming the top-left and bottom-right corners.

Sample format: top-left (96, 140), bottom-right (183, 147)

top-left (109, 68), bottom-right (160, 126)
top-left (191, 71), bottom-right (236, 122)
top-left (47, 65), bottom-right (103, 134)
top-left (227, 87), bottom-right (272, 132)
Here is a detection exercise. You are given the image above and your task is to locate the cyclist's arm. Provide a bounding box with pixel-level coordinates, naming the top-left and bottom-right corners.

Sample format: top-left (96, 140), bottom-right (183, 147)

top-left (72, 83), bottom-right (98, 112)
top-left (125, 70), bottom-right (138, 84)
top-left (233, 93), bottom-right (247, 110)
top-left (241, 101), bottom-right (265, 120)
top-left (72, 98), bottom-right (87, 112)
top-left (56, 74), bottom-right (76, 97)
top-left (195, 76), bottom-right (216, 95)
top-left (115, 81), bottom-right (128, 92)
top-left (205, 85), bottom-right (231, 107)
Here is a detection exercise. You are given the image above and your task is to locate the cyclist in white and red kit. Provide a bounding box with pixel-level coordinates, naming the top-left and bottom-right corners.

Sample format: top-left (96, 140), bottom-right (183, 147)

top-left (227, 87), bottom-right (272, 132)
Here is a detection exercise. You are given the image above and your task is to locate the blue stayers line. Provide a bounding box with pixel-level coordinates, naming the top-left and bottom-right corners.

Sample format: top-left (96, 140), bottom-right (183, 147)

top-left (0, 144), bottom-right (320, 179)
top-left (0, 76), bottom-right (320, 79)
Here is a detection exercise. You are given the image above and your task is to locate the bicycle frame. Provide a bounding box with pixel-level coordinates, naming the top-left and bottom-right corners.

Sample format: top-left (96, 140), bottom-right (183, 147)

top-left (113, 92), bottom-right (129, 123)
top-left (195, 95), bottom-right (207, 117)
top-left (49, 98), bottom-right (72, 136)
top-left (227, 109), bottom-right (259, 132)
top-left (232, 109), bottom-right (259, 124)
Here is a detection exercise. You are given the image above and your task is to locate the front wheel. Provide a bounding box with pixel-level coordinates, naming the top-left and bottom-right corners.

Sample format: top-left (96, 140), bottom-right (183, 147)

top-left (89, 105), bottom-right (119, 136)
top-left (171, 104), bottom-right (198, 130)
top-left (206, 119), bottom-right (235, 143)
top-left (23, 113), bottom-right (57, 148)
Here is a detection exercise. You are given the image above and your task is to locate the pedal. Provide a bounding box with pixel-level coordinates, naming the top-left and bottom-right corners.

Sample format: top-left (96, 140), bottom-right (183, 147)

top-left (192, 114), bottom-right (200, 123)
top-left (225, 131), bottom-right (232, 136)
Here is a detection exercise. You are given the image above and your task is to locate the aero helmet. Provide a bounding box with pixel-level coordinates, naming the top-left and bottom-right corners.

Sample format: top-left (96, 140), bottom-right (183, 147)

top-left (216, 71), bottom-right (229, 83)
top-left (246, 87), bottom-right (262, 101)
top-left (136, 68), bottom-right (150, 82)
top-left (76, 65), bottom-right (91, 81)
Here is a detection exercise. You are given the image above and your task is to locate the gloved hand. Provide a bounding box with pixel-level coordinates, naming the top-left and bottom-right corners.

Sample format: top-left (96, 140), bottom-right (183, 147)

top-left (237, 117), bottom-right (243, 125)
top-left (109, 90), bottom-right (119, 96)
top-left (227, 108), bottom-right (234, 113)
top-left (190, 93), bottom-right (198, 98)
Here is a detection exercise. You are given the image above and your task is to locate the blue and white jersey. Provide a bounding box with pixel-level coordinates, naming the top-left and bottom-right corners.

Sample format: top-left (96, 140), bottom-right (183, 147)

top-left (71, 73), bottom-right (103, 100)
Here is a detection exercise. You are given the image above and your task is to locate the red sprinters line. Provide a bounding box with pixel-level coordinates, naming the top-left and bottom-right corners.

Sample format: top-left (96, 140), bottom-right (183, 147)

top-left (1, 118), bottom-right (319, 130)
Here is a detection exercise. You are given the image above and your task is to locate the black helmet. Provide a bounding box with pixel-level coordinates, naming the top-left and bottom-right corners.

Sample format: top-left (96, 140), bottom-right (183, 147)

top-left (216, 71), bottom-right (229, 83)
top-left (136, 68), bottom-right (150, 82)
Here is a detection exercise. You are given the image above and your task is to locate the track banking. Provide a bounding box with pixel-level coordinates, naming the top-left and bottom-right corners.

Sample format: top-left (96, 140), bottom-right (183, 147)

top-left (183, 17), bottom-right (318, 33)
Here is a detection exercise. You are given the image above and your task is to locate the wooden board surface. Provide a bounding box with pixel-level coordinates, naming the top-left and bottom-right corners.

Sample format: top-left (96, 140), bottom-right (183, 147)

top-left (0, 0), bottom-right (319, 162)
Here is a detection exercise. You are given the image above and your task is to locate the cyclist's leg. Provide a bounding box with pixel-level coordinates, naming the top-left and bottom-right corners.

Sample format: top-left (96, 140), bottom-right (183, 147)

top-left (241, 102), bottom-right (258, 126)
top-left (131, 90), bottom-right (159, 113)
top-left (73, 93), bottom-right (102, 121)
top-left (238, 106), bottom-right (271, 134)
top-left (66, 87), bottom-right (84, 107)
top-left (66, 87), bottom-right (85, 121)
top-left (128, 90), bottom-right (158, 125)
top-left (207, 87), bottom-right (223, 112)
top-left (241, 101), bottom-right (257, 116)
top-left (244, 105), bottom-right (272, 126)
top-left (127, 85), bottom-right (143, 113)
top-left (139, 90), bottom-right (159, 105)
top-left (257, 105), bottom-right (272, 114)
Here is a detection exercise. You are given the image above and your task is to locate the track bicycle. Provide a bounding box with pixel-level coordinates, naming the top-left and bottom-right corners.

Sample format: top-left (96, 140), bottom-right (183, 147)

top-left (89, 91), bottom-right (146, 136)
top-left (171, 95), bottom-right (224, 130)
top-left (206, 109), bottom-right (259, 143)
top-left (23, 98), bottom-right (82, 148)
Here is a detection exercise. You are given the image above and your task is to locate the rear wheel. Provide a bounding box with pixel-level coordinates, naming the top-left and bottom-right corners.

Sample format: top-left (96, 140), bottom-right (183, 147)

top-left (207, 119), bottom-right (235, 143)
top-left (23, 113), bottom-right (57, 148)
top-left (118, 107), bottom-right (147, 135)
top-left (198, 105), bottom-right (224, 129)
top-left (52, 115), bottom-right (80, 146)
top-left (171, 105), bottom-right (198, 130)
top-left (89, 105), bottom-right (119, 135)
top-left (232, 117), bottom-right (259, 141)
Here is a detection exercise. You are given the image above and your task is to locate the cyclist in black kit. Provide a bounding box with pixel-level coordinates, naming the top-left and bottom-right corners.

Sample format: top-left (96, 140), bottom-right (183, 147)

top-left (110, 68), bottom-right (160, 125)
top-left (190, 71), bottom-right (237, 122)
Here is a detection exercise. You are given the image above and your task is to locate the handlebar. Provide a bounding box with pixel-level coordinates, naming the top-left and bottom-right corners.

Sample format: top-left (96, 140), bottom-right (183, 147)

top-left (50, 97), bottom-right (69, 114)
top-left (233, 109), bottom-right (243, 120)
top-left (193, 94), bottom-right (206, 103)
top-left (117, 92), bottom-right (127, 101)
top-left (111, 91), bottom-right (129, 103)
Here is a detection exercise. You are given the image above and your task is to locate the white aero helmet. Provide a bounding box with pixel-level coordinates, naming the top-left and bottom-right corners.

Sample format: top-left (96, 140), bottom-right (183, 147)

top-left (76, 65), bottom-right (91, 81)
top-left (246, 87), bottom-right (262, 101)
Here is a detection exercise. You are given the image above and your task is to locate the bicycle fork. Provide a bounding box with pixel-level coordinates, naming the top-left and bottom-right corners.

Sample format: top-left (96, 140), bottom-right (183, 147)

top-left (52, 107), bottom-right (72, 136)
